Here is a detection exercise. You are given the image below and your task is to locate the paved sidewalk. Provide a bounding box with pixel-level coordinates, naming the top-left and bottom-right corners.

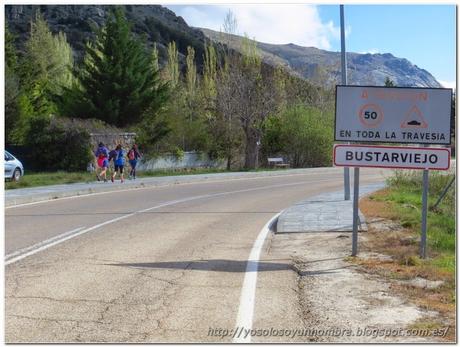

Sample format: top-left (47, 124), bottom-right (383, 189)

top-left (277, 182), bottom-right (386, 233)
top-left (4, 167), bottom-right (336, 207)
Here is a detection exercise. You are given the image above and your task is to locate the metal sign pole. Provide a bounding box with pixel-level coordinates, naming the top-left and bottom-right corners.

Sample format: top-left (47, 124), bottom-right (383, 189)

top-left (340, 4), bottom-right (350, 201)
top-left (420, 169), bottom-right (429, 258)
top-left (352, 167), bottom-right (360, 256)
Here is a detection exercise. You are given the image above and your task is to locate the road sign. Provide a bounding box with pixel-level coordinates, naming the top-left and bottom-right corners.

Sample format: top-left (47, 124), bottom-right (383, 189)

top-left (335, 86), bottom-right (452, 144)
top-left (334, 144), bottom-right (451, 170)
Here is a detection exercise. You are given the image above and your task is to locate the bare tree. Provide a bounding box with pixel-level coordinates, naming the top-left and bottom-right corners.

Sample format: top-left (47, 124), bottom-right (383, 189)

top-left (217, 36), bottom-right (277, 169)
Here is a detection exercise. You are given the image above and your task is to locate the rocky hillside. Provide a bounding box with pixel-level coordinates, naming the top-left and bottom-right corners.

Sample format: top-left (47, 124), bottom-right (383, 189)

top-left (5, 4), bottom-right (207, 68)
top-left (201, 28), bottom-right (442, 88)
top-left (5, 5), bottom-right (441, 88)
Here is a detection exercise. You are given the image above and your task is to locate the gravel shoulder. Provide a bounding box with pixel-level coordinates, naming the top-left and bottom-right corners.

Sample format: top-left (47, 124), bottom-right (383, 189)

top-left (262, 231), bottom-right (442, 343)
top-left (254, 183), bottom-right (447, 343)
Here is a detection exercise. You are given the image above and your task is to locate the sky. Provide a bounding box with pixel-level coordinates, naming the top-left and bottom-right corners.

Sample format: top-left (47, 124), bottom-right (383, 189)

top-left (166, 4), bottom-right (456, 89)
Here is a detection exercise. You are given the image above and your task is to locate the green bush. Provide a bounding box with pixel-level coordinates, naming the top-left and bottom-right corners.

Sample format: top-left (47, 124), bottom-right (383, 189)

top-left (263, 105), bottom-right (334, 167)
top-left (24, 116), bottom-right (93, 171)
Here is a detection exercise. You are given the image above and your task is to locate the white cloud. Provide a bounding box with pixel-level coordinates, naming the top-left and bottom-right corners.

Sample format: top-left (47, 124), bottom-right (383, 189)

top-left (170, 4), bottom-right (340, 50)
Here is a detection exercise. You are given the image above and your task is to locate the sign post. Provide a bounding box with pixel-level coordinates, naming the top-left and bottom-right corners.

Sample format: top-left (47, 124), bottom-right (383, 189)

top-left (334, 85), bottom-right (453, 257)
top-left (352, 167), bottom-right (359, 256)
top-left (340, 5), bottom-right (350, 201)
top-left (420, 169), bottom-right (429, 258)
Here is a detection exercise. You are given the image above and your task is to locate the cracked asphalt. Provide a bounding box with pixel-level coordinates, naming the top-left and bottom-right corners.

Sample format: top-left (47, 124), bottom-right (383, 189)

top-left (5, 168), bottom-right (386, 342)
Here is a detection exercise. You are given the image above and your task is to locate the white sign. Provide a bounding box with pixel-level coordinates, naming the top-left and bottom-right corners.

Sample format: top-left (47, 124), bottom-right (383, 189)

top-left (334, 144), bottom-right (451, 170)
top-left (335, 86), bottom-right (452, 144)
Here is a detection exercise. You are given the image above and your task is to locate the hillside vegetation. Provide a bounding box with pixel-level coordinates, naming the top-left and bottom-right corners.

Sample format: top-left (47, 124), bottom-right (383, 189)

top-left (6, 6), bottom-right (335, 172)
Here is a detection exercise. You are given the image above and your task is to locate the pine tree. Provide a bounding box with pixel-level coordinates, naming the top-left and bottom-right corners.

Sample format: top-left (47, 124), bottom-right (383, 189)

top-left (384, 77), bottom-right (395, 87)
top-left (75, 7), bottom-right (168, 127)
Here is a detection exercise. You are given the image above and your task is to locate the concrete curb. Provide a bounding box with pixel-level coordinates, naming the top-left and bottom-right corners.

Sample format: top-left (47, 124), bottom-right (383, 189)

top-left (5, 167), bottom-right (339, 207)
top-left (277, 183), bottom-right (386, 233)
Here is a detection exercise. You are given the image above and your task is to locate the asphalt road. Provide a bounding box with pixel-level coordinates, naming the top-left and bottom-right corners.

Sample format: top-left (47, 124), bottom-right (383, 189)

top-left (5, 168), bottom-right (386, 342)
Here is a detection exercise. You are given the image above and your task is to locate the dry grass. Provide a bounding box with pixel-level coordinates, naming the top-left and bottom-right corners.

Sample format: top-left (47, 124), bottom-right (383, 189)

top-left (353, 192), bottom-right (456, 342)
top-left (360, 188), bottom-right (398, 220)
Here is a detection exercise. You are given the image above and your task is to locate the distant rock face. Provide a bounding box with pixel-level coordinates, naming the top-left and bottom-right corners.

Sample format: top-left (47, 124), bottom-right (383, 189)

top-left (201, 28), bottom-right (442, 88)
top-left (5, 4), bottom-right (207, 67)
top-left (6, 5), bottom-right (441, 88)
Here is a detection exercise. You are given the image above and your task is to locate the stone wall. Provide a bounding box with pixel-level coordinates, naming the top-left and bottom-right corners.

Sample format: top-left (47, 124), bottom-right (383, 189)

top-left (137, 151), bottom-right (225, 171)
top-left (89, 133), bottom-right (137, 151)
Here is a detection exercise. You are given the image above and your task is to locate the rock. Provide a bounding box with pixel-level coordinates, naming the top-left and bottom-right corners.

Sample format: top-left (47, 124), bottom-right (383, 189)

top-left (359, 252), bottom-right (393, 262)
top-left (368, 218), bottom-right (402, 232)
top-left (400, 277), bottom-right (444, 290)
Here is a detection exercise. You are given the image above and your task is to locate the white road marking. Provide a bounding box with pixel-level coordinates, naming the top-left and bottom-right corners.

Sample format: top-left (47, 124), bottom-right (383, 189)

top-left (233, 213), bottom-right (280, 343)
top-left (5, 227), bottom-right (86, 265)
top-left (5, 170), bottom-right (338, 209)
top-left (5, 181), bottom-right (308, 265)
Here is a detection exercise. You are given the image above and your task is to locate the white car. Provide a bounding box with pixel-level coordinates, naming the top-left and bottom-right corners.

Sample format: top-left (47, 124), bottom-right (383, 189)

top-left (5, 150), bottom-right (24, 182)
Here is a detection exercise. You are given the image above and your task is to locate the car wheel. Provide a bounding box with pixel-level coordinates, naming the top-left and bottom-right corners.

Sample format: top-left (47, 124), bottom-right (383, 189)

top-left (13, 168), bottom-right (21, 182)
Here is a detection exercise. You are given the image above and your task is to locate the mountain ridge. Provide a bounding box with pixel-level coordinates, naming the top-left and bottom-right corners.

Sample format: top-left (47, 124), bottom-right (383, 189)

top-left (200, 27), bottom-right (442, 88)
top-left (5, 5), bottom-right (442, 88)
top-left (5, 4), bottom-right (207, 68)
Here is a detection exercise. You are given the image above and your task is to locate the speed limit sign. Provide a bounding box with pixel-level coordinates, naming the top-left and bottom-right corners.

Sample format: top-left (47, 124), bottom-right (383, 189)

top-left (358, 103), bottom-right (384, 127)
top-left (335, 85), bottom-right (452, 144)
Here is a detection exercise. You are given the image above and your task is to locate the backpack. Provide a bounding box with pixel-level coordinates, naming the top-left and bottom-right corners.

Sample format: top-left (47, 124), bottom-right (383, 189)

top-left (96, 146), bottom-right (108, 159)
top-left (128, 149), bottom-right (135, 160)
top-left (108, 149), bottom-right (117, 161)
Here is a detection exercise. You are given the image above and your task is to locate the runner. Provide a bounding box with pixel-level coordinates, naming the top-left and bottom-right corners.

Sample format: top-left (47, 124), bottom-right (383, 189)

top-left (108, 147), bottom-right (118, 179)
top-left (128, 144), bottom-right (142, 180)
top-left (94, 142), bottom-right (109, 182)
top-left (111, 144), bottom-right (125, 183)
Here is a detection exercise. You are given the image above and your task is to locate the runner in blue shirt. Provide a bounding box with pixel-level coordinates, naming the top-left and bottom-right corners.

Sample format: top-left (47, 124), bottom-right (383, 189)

top-left (111, 144), bottom-right (125, 183)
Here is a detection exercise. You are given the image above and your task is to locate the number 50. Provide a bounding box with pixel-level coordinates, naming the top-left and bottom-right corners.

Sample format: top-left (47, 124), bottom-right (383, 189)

top-left (364, 111), bottom-right (378, 120)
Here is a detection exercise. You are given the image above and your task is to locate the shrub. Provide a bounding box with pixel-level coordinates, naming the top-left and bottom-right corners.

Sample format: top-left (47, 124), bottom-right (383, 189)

top-left (24, 116), bottom-right (93, 171)
top-left (263, 105), bottom-right (334, 168)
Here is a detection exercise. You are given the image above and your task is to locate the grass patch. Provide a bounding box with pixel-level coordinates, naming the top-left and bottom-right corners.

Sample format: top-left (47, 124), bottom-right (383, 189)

top-left (385, 171), bottom-right (455, 263)
top-left (5, 171), bottom-right (95, 189)
top-left (356, 170), bottom-right (455, 341)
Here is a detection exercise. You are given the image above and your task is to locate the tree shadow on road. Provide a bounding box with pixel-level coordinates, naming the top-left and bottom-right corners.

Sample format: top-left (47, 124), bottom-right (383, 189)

top-left (106, 259), bottom-right (351, 276)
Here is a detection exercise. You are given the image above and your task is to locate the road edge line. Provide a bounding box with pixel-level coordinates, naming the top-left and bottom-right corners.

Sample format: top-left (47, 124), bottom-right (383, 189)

top-left (233, 213), bottom-right (280, 343)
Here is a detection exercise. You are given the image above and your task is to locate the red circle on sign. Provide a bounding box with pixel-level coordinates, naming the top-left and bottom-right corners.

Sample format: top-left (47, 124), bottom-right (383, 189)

top-left (358, 103), bottom-right (384, 128)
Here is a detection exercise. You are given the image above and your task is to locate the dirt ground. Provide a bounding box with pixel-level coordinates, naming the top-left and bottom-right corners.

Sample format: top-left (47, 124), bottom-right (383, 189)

top-left (267, 227), bottom-right (451, 342)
